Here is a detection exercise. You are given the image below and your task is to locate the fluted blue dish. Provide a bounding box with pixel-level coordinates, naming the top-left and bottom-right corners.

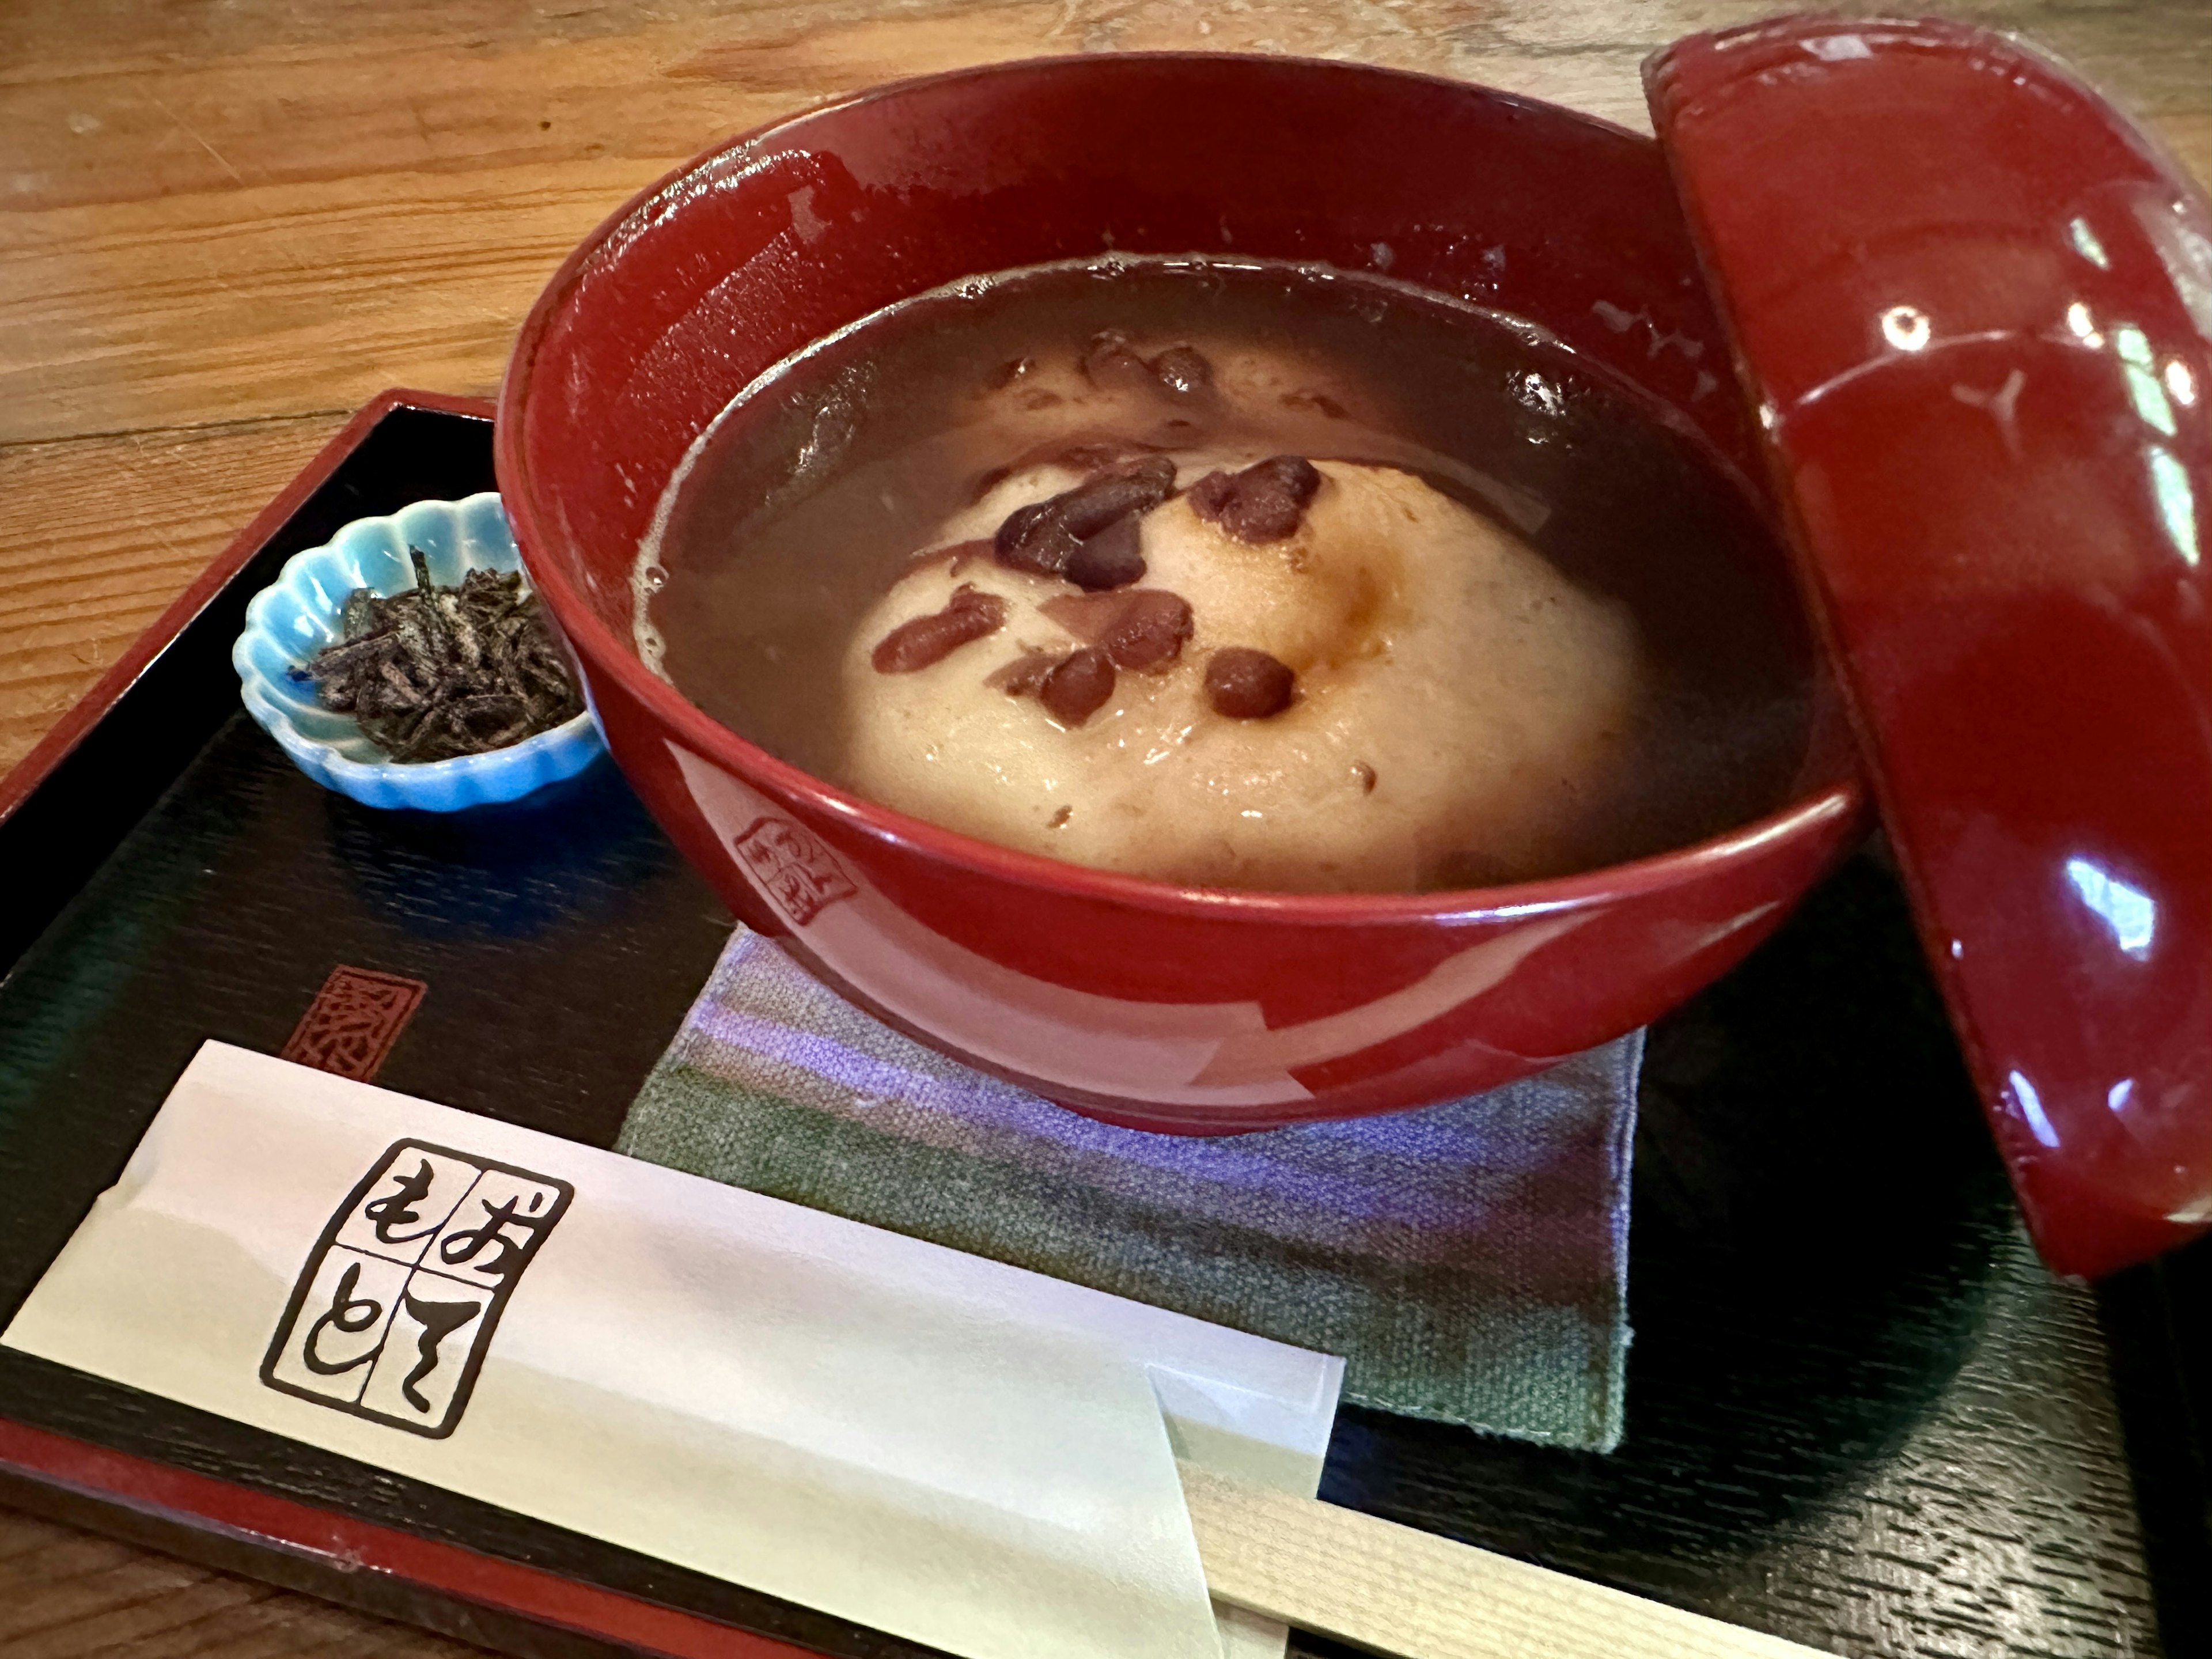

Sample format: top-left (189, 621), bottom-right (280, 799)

top-left (232, 493), bottom-right (603, 810)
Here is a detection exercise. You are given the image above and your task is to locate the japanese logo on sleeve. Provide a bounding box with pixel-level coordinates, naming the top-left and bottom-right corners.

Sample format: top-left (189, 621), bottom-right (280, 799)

top-left (261, 1141), bottom-right (572, 1438)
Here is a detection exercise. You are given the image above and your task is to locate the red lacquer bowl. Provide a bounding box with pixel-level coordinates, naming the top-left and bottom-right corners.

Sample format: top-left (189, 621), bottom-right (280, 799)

top-left (497, 54), bottom-right (1866, 1134)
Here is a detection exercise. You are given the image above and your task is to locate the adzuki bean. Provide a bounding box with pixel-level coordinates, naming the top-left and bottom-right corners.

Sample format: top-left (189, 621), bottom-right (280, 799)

top-left (1079, 329), bottom-right (1156, 392)
top-left (994, 456), bottom-right (1176, 582)
top-left (1038, 588), bottom-right (1195, 672)
top-left (1187, 455), bottom-right (1323, 543)
top-left (1149, 344), bottom-right (1213, 397)
top-left (870, 585), bottom-right (1007, 672)
top-left (1063, 513), bottom-right (1146, 591)
top-left (1204, 646), bottom-right (1297, 718)
top-left (1040, 647), bottom-right (1116, 725)
top-left (1078, 331), bottom-right (1215, 401)
top-left (1098, 590), bottom-right (1194, 671)
top-left (985, 649), bottom-right (1060, 696)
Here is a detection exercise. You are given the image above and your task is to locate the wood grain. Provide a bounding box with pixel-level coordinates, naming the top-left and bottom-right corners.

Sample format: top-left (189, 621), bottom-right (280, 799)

top-left (1, 1), bottom-right (2205, 446)
top-left (1, 0), bottom-right (2205, 766)
top-left (0, 1505), bottom-right (478, 1659)
top-left (1, 0), bottom-right (2207, 1653)
top-left (0, 414), bottom-right (345, 777)
top-left (1180, 1462), bottom-right (1825, 1659)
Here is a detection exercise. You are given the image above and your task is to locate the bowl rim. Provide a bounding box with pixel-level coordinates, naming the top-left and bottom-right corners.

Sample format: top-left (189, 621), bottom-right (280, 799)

top-left (234, 491), bottom-right (600, 788)
top-left (497, 49), bottom-right (1868, 926)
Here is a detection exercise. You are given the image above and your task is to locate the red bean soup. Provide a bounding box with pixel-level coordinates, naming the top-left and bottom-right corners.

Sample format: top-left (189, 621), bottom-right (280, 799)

top-left (637, 256), bottom-right (1810, 895)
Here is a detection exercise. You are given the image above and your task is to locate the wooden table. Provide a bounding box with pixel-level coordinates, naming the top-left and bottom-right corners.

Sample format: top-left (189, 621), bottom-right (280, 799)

top-left (1, 2), bottom-right (2206, 1652)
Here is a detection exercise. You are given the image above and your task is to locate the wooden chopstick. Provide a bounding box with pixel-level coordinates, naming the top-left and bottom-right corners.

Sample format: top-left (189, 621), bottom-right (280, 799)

top-left (1177, 1461), bottom-right (1830, 1659)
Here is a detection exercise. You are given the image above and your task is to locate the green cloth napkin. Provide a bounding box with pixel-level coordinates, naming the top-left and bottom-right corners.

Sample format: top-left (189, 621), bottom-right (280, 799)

top-left (619, 927), bottom-right (1638, 1449)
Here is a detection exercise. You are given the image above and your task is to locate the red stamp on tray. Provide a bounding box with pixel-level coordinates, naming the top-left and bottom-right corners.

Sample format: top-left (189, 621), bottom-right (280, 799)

top-left (732, 817), bottom-right (858, 926)
top-left (282, 965), bottom-right (429, 1082)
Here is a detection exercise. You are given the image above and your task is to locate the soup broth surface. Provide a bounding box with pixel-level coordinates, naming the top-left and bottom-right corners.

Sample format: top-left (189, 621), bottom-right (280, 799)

top-left (642, 256), bottom-right (1809, 893)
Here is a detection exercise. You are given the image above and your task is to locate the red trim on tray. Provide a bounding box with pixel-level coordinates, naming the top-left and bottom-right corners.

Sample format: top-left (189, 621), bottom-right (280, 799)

top-left (0, 388), bottom-right (497, 832)
top-left (0, 386), bottom-right (857, 1657)
top-left (0, 1417), bottom-right (826, 1659)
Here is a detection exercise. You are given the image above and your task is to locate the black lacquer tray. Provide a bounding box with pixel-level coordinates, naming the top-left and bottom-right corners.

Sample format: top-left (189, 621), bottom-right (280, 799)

top-left (1, 392), bottom-right (2206, 1659)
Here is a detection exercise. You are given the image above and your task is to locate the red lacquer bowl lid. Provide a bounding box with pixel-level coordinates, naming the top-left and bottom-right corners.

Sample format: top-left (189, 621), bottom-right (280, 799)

top-left (1649, 16), bottom-right (2212, 1277)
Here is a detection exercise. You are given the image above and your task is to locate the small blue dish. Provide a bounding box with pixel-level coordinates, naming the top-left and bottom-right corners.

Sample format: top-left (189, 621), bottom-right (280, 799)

top-left (233, 493), bottom-right (603, 811)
